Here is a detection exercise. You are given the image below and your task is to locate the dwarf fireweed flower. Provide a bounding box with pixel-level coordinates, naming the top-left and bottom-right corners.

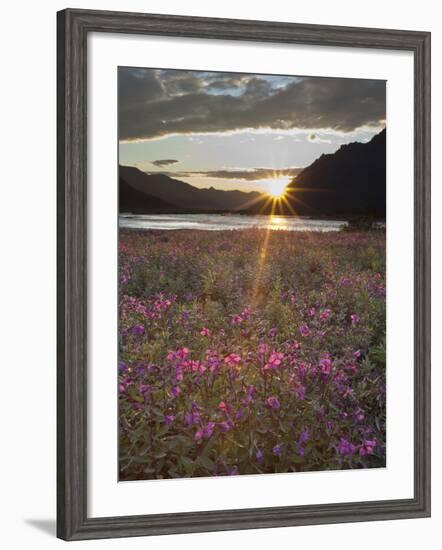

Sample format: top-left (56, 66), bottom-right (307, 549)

top-left (200, 327), bottom-right (210, 337)
top-left (319, 308), bottom-right (331, 321)
top-left (337, 438), bottom-right (356, 456)
top-left (263, 351), bottom-right (284, 371)
top-left (203, 422), bottom-right (216, 439)
top-left (241, 307), bottom-right (251, 319)
top-left (185, 407), bottom-right (200, 427)
top-left (299, 325), bottom-right (310, 337)
top-left (359, 439), bottom-right (376, 456)
top-left (246, 384), bottom-right (255, 396)
top-left (139, 383), bottom-right (152, 395)
top-left (345, 363), bottom-right (357, 374)
top-left (258, 343), bottom-right (269, 356)
top-left (167, 347), bottom-right (189, 362)
top-left (181, 310), bottom-right (190, 322)
top-left (296, 428), bottom-right (308, 456)
top-left (242, 394), bottom-right (252, 405)
top-left (242, 385), bottom-right (255, 405)
top-left (131, 324), bottom-right (144, 336)
top-left (218, 421), bottom-right (233, 433)
top-left (231, 314), bottom-right (243, 325)
top-left (164, 414), bottom-right (175, 426)
top-left (350, 314), bottom-right (360, 325)
top-left (171, 386), bottom-right (181, 398)
top-left (308, 307), bottom-right (316, 317)
top-left (299, 427), bottom-right (309, 445)
top-left (194, 429), bottom-right (204, 441)
top-left (224, 353), bottom-right (241, 366)
top-left (266, 396), bottom-right (280, 409)
top-left (268, 327), bottom-right (278, 338)
top-left (153, 294), bottom-right (174, 311)
top-left (178, 347), bottom-right (189, 359)
top-left (319, 357), bottom-right (332, 375)
top-left (185, 360), bottom-right (206, 373)
top-left (297, 362), bottom-right (309, 378)
top-left (272, 444), bottom-right (282, 456)
top-left (175, 368), bottom-right (184, 382)
top-left (205, 349), bottom-right (221, 372)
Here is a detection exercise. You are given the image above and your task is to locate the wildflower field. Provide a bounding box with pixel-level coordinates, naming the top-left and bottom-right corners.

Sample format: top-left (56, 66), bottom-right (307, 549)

top-left (119, 227), bottom-right (386, 480)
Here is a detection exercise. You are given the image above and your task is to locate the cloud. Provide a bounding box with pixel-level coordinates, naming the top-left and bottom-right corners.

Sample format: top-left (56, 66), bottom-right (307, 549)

top-left (308, 133), bottom-right (332, 144)
top-left (119, 68), bottom-right (386, 141)
top-left (149, 167), bottom-right (303, 181)
top-left (206, 74), bottom-right (251, 90)
top-left (151, 159), bottom-right (180, 167)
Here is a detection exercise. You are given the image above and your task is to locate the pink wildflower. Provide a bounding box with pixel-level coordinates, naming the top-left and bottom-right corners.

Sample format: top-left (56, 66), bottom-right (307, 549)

top-left (299, 325), bottom-right (310, 337)
top-left (224, 353), bottom-right (241, 366)
top-left (359, 439), bottom-right (377, 456)
top-left (319, 357), bottom-right (332, 375)
top-left (258, 343), bottom-right (269, 356)
top-left (263, 351), bottom-right (284, 371)
top-left (350, 314), bottom-right (360, 325)
top-left (266, 396), bottom-right (280, 409)
top-left (319, 308), bottom-right (331, 321)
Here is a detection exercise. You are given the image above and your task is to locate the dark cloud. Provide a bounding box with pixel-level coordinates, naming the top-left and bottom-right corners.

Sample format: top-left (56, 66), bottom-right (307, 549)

top-left (160, 71), bottom-right (205, 95)
top-left (206, 74), bottom-right (251, 90)
top-left (119, 68), bottom-right (386, 141)
top-left (151, 159), bottom-right (180, 167)
top-left (149, 167), bottom-right (303, 181)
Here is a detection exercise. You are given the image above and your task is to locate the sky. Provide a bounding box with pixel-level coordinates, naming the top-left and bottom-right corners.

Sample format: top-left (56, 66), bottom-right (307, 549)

top-left (118, 67), bottom-right (386, 193)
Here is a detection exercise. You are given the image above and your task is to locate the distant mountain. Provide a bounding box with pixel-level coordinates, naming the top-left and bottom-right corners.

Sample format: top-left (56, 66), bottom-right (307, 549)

top-left (119, 176), bottom-right (176, 213)
top-left (119, 165), bottom-right (261, 213)
top-left (288, 129), bottom-right (386, 217)
top-left (119, 130), bottom-right (386, 217)
top-left (246, 129), bottom-right (386, 218)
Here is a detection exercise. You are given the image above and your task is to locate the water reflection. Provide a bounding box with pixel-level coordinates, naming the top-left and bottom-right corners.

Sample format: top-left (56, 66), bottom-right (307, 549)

top-left (119, 213), bottom-right (347, 232)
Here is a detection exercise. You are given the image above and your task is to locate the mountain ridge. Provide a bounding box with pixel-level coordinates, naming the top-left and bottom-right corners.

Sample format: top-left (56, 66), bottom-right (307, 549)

top-left (119, 129), bottom-right (386, 217)
top-left (119, 165), bottom-right (261, 212)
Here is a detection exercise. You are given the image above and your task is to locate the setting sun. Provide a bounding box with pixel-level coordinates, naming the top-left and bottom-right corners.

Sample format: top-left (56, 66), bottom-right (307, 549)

top-left (268, 177), bottom-right (289, 198)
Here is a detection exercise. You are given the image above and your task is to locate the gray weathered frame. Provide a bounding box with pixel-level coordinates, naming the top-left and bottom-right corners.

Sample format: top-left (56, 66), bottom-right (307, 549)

top-left (57, 8), bottom-right (431, 541)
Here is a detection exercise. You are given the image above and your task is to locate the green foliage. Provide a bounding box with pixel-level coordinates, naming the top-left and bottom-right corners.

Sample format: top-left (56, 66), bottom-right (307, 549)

top-left (119, 228), bottom-right (386, 480)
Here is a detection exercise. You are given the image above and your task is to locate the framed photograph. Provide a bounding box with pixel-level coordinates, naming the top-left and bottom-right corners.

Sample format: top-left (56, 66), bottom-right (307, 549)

top-left (57, 8), bottom-right (431, 541)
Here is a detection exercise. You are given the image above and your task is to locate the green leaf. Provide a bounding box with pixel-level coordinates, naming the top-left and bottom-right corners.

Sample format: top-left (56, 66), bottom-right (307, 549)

top-left (196, 455), bottom-right (215, 472)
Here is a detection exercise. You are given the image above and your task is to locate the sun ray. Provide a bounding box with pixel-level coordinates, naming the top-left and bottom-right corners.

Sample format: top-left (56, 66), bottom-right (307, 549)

top-left (251, 199), bottom-right (277, 306)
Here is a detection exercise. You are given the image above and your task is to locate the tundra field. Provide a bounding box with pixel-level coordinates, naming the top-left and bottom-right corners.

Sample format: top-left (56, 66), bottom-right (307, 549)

top-left (118, 227), bottom-right (386, 480)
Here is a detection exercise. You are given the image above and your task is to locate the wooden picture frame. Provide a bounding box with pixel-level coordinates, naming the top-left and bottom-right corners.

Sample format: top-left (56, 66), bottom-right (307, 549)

top-left (57, 8), bottom-right (431, 540)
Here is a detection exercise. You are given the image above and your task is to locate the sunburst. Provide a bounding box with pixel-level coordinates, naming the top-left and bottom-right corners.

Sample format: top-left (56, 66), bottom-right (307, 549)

top-left (267, 176), bottom-right (289, 199)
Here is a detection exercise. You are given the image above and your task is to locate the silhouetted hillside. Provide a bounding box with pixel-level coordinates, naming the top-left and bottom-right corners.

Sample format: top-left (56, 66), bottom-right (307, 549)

top-left (119, 130), bottom-right (385, 217)
top-left (119, 177), bottom-right (177, 213)
top-left (246, 130), bottom-right (386, 218)
top-left (288, 129), bottom-right (386, 217)
top-left (119, 166), bottom-right (261, 213)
